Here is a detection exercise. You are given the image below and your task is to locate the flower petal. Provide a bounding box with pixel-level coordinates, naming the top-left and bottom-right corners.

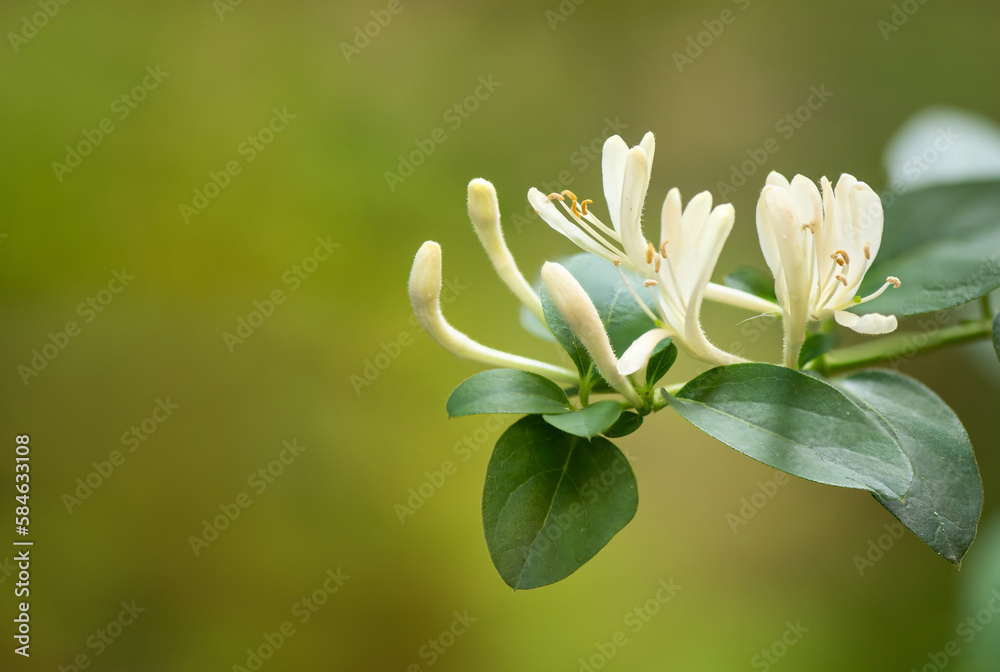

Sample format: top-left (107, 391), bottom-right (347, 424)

top-left (617, 328), bottom-right (673, 375)
top-left (766, 171), bottom-right (791, 189)
top-left (528, 188), bottom-right (620, 263)
top-left (834, 309), bottom-right (898, 335)
top-left (660, 187), bottom-right (682, 250)
top-left (601, 135), bottom-right (629, 233)
top-left (620, 147), bottom-right (650, 265)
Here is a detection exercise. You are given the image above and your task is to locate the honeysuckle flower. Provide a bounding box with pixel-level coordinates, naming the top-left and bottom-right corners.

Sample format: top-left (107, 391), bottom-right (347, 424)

top-left (409, 241), bottom-right (577, 384)
top-left (540, 262), bottom-right (643, 406)
top-left (756, 171), bottom-right (901, 367)
top-left (527, 132), bottom-right (763, 372)
top-left (466, 178), bottom-right (546, 325)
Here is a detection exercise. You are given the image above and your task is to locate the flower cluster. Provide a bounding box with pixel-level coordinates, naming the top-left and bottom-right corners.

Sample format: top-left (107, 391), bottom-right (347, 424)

top-left (408, 132), bottom-right (900, 405)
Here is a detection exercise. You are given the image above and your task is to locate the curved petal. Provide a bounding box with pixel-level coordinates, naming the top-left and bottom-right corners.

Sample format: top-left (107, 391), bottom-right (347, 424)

top-left (848, 180), bottom-right (884, 262)
top-left (617, 328), bottom-right (672, 376)
top-left (620, 147), bottom-right (651, 265)
top-left (789, 174), bottom-right (822, 230)
top-left (834, 309), bottom-right (898, 335)
top-left (528, 188), bottom-right (621, 263)
top-left (765, 170), bottom-right (791, 189)
top-left (601, 135), bottom-right (630, 233)
top-left (660, 187), bottom-right (683, 250)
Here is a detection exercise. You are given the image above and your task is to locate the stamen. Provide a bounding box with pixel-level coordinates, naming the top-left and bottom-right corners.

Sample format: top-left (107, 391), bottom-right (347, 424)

top-left (615, 263), bottom-right (661, 324)
top-left (613, 260), bottom-right (622, 267)
top-left (864, 242), bottom-right (871, 260)
top-left (580, 199), bottom-right (593, 216)
top-left (546, 193), bottom-right (564, 202)
top-left (887, 276), bottom-right (901, 288)
top-left (835, 274), bottom-right (848, 286)
top-left (644, 279), bottom-right (658, 287)
top-left (831, 249), bottom-right (850, 266)
top-left (660, 240), bottom-right (668, 257)
top-left (654, 255), bottom-right (661, 273)
top-left (646, 241), bottom-right (655, 265)
top-left (802, 222), bottom-right (817, 234)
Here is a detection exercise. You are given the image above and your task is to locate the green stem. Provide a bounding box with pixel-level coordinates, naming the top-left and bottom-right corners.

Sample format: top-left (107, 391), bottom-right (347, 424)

top-left (820, 317), bottom-right (993, 375)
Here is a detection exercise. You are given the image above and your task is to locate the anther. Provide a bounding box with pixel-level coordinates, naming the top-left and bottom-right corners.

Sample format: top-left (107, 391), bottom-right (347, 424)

top-left (613, 260), bottom-right (622, 267)
top-left (644, 279), bottom-right (658, 287)
top-left (546, 193), bottom-right (564, 202)
top-left (580, 199), bottom-right (592, 216)
top-left (887, 276), bottom-right (901, 288)
top-left (831, 249), bottom-right (850, 266)
top-left (654, 255), bottom-right (661, 273)
top-left (646, 242), bottom-right (655, 265)
top-left (835, 274), bottom-right (848, 286)
top-left (660, 240), bottom-right (668, 257)
top-left (864, 242), bottom-right (871, 260)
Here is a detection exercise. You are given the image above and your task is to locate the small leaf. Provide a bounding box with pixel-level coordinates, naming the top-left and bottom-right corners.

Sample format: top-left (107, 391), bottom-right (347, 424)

top-left (667, 363), bottom-right (912, 499)
top-left (724, 266), bottom-right (777, 303)
top-left (645, 338), bottom-right (677, 386)
top-left (798, 333), bottom-right (838, 368)
top-left (836, 370), bottom-right (982, 565)
top-left (603, 411), bottom-right (644, 438)
top-left (540, 282), bottom-right (593, 381)
top-left (483, 416), bottom-right (638, 590)
top-left (447, 370), bottom-right (573, 417)
top-left (543, 401), bottom-right (622, 438)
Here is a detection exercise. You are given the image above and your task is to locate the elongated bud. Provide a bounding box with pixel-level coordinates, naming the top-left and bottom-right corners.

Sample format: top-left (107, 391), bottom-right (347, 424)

top-left (409, 242), bottom-right (577, 383)
top-left (540, 262), bottom-right (642, 406)
top-left (467, 179), bottom-right (546, 323)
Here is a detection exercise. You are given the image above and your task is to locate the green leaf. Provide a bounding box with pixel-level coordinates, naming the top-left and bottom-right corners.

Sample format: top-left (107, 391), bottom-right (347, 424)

top-left (543, 400), bottom-right (622, 438)
top-left (993, 309), bottom-right (1000, 363)
top-left (603, 411), bottom-right (644, 438)
top-left (955, 514), bottom-right (1000, 671)
top-left (858, 180), bottom-right (1000, 316)
top-left (724, 266), bottom-right (778, 303)
top-left (798, 333), bottom-right (837, 368)
top-left (482, 415), bottom-right (638, 590)
top-left (540, 282), bottom-right (594, 380)
top-left (836, 370), bottom-right (982, 565)
top-left (446, 370), bottom-right (573, 417)
top-left (667, 363), bottom-right (912, 499)
top-left (645, 338), bottom-right (677, 387)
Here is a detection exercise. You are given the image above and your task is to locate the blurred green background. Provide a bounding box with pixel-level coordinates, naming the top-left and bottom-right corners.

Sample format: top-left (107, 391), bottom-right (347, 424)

top-left (1, 0), bottom-right (999, 669)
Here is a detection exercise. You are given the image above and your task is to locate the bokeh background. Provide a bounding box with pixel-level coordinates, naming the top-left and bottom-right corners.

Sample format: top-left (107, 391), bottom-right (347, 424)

top-left (1, 0), bottom-right (999, 669)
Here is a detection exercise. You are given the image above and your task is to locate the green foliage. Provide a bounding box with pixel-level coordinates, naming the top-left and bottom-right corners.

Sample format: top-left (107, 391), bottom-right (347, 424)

top-left (482, 416), bottom-right (638, 590)
top-left (724, 266), bottom-right (778, 303)
top-left (993, 309), bottom-right (1000, 363)
top-left (446, 369), bottom-right (573, 417)
top-left (543, 400), bottom-right (622, 438)
top-left (667, 364), bottom-right (913, 499)
top-left (836, 370), bottom-right (982, 565)
top-left (799, 333), bottom-right (838, 368)
top-left (603, 411), bottom-right (644, 438)
top-left (860, 180), bottom-right (1000, 315)
top-left (645, 337), bottom-right (677, 387)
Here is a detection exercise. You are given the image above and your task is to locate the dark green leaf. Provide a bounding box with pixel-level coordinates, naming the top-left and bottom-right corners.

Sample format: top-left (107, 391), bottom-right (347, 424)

top-left (482, 416), bottom-right (638, 590)
top-left (543, 400), bottom-right (622, 438)
top-left (603, 411), bottom-right (644, 438)
top-left (667, 363), bottom-right (912, 499)
top-left (859, 180), bottom-right (1000, 315)
top-left (836, 370), bottom-right (982, 565)
top-left (446, 369), bottom-right (573, 417)
top-left (724, 266), bottom-right (778, 303)
top-left (540, 282), bottom-right (594, 380)
top-left (798, 333), bottom-right (838, 368)
top-left (993, 309), bottom-right (1000, 364)
top-left (645, 338), bottom-right (677, 386)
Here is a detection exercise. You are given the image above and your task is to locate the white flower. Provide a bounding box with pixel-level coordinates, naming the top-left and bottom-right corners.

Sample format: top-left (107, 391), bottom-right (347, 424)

top-left (540, 262), bottom-right (642, 406)
top-left (756, 171), bottom-right (901, 367)
top-left (527, 132), bottom-right (762, 372)
top-left (408, 241), bottom-right (578, 384)
top-left (466, 178), bottom-right (546, 324)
